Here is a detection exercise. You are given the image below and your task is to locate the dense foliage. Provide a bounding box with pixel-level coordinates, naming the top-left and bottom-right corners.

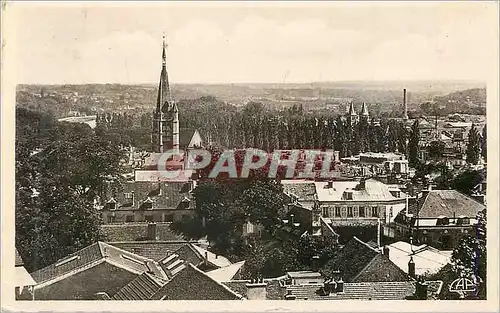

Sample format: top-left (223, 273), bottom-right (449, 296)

top-left (15, 108), bottom-right (125, 271)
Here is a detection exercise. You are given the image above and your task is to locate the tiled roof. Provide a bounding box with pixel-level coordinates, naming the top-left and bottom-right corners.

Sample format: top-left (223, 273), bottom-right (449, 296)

top-left (31, 242), bottom-right (166, 285)
top-left (15, 248), bottom-right (24, 267)
top-left (111, 272), bottom-right (168, 300)
top-left (321, 237), bottom-right (379, 282)
top-left (418, 190), bottom-right (485, 218)
top-left (31, 242), bottom-right (103, 284)
top-left (104, 180), bottom-right (194, 211)
top-left (151, 263), bottom-right (243, 300)
top-left (100, 223), bottom-right (185, 242)
top-left (282, 181), bottom-right (317, 202)
top-left (316, 179), bottom-right (401, 202)
top-left (388, 241), bottom-right (452, 276)
top-left (285, 281), bottom-right (416, 300)
top-left (206, 261), bottom-right (245, 282)
top-left (107, 241), bottom-right (190, 261)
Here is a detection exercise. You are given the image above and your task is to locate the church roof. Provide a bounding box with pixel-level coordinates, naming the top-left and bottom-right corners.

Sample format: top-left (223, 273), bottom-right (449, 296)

top-left (348, 102), bottom-right (357, 116)
top-left (361, 102), bottom-right (369, 116)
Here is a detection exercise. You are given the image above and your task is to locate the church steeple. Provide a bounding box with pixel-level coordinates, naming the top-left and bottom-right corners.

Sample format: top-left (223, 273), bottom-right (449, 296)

top-left (156, 35), bottom-right (172, 114)
top-left (152, 35), bottom-right (176, 153)
top-left (361, 102), bottom-right (369, 118)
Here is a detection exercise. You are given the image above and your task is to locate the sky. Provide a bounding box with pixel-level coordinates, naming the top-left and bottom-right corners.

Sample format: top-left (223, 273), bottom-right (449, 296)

top-left (7, 1), bottom-right (498, 84)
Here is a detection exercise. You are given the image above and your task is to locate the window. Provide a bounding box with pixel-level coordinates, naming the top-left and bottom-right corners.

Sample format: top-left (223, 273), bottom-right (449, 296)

top-left (335, 207), bottom-right (341, 217)
top-left (145, 215), bottom-right (153, 222)
top-left (124, 193), bottom-right (133, 199)
top-left (165, 214), bottom-right (174, 222)
top-left (322, 208), bottom-right (328, 217)
top-left (359, 207), bottom-right (365, 217)
top-left (107, 215), bottom-right (115, 223)
top-left (108, 202), bottom-right (116, 210)
top-left (353, 207), bottom-right (359, 218)
top-left (341, 207), bottom-right (347, 218)
top-left (372, 207), bottom-right (379, 218)
top-left (328, 207), bottom-right (335, 218)
top-left (347, 207), bottom-right (353, 217)
top-left (125, 215), bottom-right (134, 222)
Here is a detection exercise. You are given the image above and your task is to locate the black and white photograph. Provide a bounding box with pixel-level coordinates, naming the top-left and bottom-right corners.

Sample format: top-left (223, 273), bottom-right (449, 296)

top-left (1, 1), bottom-right (498, 310)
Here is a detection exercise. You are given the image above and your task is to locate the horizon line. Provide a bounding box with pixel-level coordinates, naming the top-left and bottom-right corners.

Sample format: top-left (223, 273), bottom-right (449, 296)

top-left (17, 79), bottom-right (487, 87)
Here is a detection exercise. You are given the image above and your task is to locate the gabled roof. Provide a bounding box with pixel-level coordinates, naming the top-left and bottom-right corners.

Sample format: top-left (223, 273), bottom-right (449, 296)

top-left (100, 223), bottom-right (185, 242)
top-left (111, 272), bottom-right (168, 300)
top-left (321, 237), bottom-right (379, 281)
top-left (31, 242), bottom-right (166, 286)
top-left (206, 261), bottom-right (245, 282)
top-left (388, 241), bottom-right (452, 276)
top-left (179, 128), bottom-right (202, 149)
top-left (151, 263), bottom-right (243, 300)
top-left (417, 190), bottom-right (485, 218)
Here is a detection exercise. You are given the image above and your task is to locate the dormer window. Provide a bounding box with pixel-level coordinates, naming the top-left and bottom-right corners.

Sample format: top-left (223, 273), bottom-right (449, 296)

top-left (437, 216), bottom-right (449, 226)
top-left (457, 216), bottom-right (470, 225)
top-left (140, 197), bottom-right (154, 210)
top-left (107, 198), bottom-right (117, 210)
top-left (344, 190), bottom-right (353, 200)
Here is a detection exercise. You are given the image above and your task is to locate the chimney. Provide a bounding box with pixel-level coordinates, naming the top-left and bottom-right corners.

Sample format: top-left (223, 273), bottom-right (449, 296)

top-left (285, 289), bottom-right (296, 300)
top-left (312, 255), bottom-right (320, 272)
top-left (246, 279), bottom-right (267, 300)
top-left (336, 278), bottom-right (344, 293)
top-left (204, 251), bottom-right (208, 266)
top-left (403, 89), bottom-right (408, 120)
top-left (408, 256), bottom-right (416, 278)
top-left (415, 280), bottom-right (428, 300)
top-left (383, 246), bottom-right (390, 258)
top-left (147, 222), bottom-right (157, 240)
top-left (290, 214), bottom-right (295, 227)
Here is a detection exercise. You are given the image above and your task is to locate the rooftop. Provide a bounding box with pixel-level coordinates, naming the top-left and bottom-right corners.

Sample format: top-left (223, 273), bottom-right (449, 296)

top-left (100, 223), bottom-right (185, 242)
top-left (387, 241), bottom-right (452, 276)
top-left (206, 261), bottom-right (245, 282)
top-left (418, 190), bottom-right (485, 218)
top-left (31, 242), bottom-right (166, 286)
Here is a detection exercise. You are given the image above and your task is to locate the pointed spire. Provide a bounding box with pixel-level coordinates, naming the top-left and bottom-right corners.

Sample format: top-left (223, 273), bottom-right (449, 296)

top-left (348, 101), bottom-right (357, 116)
top-left (156, 35), bottom-right (172, 113)
top-left (162, 34), bottom-right (167, 67)
top-left (361, 102), bottom-right (369, 116)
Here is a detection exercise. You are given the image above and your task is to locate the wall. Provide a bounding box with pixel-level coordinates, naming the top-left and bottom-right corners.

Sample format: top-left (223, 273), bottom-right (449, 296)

top-left (34, 262), bottom-right (137, 300)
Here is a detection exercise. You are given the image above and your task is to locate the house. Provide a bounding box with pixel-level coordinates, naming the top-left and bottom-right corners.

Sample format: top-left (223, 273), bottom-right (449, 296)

top-left (315, 178), bottom-right (407, 226)
top-left (15, 248), bottom-right (36, 300)
top-left (282, 180), bottom-right (317, 209)
top-left (390, 189), bottom-right (486, 249)
top-left (321, 237), bottom-right (412, 283)
top-left (30, 242), bottom-right (167, 300)
top-left (386, 241), bottom-right (452, 276)
top-left (100, 180), bottom-right (195, 223)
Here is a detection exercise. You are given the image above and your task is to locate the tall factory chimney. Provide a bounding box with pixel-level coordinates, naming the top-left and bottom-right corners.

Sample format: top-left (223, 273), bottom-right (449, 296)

top-left (403, 88), bottom-right (408, 120)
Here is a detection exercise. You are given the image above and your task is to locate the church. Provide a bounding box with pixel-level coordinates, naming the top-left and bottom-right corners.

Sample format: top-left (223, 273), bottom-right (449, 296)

top-left (151, 37), bottom-right (203, 155)
top-left (100, 38), bottom-right (202, 224)
top-left (145, 37), bottom-right (203, 170)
